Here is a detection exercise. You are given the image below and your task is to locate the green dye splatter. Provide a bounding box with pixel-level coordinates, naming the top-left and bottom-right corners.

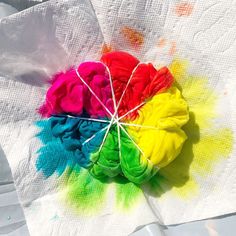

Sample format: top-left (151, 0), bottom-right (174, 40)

top-left (63, 169), bottom-right (144, 213)
top-left (114, 176), bottom-right (143, 210)
top-left (64, 169), bottom-right (108, 215)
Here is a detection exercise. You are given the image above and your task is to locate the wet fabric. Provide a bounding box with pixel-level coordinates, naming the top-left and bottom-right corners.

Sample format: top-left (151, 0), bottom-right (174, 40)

top-left (101, 51), bottom-right (174, 119)
top-left (37, 51), bottom-right (189, 184)
top-left (39, 62), bottom-right (114, 118)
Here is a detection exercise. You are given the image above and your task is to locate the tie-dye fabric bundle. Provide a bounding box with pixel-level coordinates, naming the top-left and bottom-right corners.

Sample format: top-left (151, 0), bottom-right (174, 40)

top-left (36, 51), bottom-right (189, 185)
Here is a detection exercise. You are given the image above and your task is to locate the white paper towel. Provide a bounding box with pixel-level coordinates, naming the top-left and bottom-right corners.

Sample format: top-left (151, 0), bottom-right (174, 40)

top-left (0, 0), bottom-right (236, 235)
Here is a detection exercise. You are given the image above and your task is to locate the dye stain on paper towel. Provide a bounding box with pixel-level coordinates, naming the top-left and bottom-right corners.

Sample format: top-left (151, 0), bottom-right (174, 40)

top-left (121, 27), bottom-right (144, 48)
top-left (175, 2), bottom-right (194, 17)
top-left (101, 43), bottom-right (113, 54)
top-left (35, 52), bottom-right (233, 213)
top-left (146, 59), bottom-right (233, 198)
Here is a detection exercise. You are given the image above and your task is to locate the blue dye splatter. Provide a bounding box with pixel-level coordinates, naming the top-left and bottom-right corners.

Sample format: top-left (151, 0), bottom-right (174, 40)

top-left (35, 116), bottom-right (107, 178)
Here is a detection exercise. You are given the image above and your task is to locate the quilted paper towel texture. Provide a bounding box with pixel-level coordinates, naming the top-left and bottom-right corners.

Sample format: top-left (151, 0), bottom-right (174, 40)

top-left (0, 1), bottom-right (156, 236)
top-left (0, 0), bottom-right (236, 235)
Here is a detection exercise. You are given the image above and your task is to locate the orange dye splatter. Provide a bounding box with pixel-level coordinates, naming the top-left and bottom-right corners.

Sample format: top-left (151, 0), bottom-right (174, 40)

top-left (157, 38), bottom-right (166, 48)
top-left (175, 2), bottom-right (193, 16)
top-left (169, 41), bottom-right (177, 55)
top-left (101, 43), bottom-right (113, 54)
top-left (121, 26), bottom-right (144, 48)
